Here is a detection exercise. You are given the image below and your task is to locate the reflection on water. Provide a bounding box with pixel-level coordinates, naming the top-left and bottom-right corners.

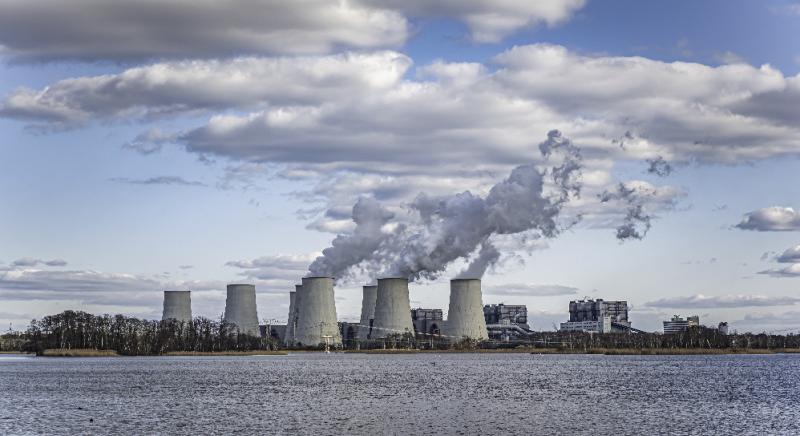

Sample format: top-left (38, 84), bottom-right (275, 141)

top-left (1, 353), bottom-right (798, 435)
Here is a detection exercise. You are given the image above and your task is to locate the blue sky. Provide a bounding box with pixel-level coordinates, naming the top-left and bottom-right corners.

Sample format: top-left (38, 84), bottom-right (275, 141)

top-left (2, 0), bottom-right (800, 333)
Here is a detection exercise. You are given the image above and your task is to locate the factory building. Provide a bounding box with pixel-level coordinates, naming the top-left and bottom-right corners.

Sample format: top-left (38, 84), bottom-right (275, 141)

top-left (560, 298), bottom-right (631, 333)
top-left (443, 279), bottom-right (488, 341)
top-left (412, 308), bottom-right (443, 338)
top-left (560, 318), bottom-right (612, 333)
top-left (483, 304), bottom-right (529, 328)
top-left (718, 322), bottom-right (729, 335)
top-left (223, 284), bottom-right (260, 336)
top-left (371, 278), bottom-right (414, 339)
top-left (162, 290), bottom-right (192, 322)
top-left (663, 315), bottom-right (700, 334)
top-left (294, 277), bottom-right (342, 346)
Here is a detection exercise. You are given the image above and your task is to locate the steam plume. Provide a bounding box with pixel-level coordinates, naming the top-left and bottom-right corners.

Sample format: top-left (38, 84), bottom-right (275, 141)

top-left (308, 130), bottom-right (582, 281)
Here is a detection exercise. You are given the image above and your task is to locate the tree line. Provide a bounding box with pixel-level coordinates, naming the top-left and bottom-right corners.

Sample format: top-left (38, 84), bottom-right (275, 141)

top-left (8, 310), bottom-right (276, 355)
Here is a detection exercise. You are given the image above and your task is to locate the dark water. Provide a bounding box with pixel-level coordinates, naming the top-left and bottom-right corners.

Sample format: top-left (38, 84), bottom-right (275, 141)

top-left (1, 353), bottom-right (798, 435)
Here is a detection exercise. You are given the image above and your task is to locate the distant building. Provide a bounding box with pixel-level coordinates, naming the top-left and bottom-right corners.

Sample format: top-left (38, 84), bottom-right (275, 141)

top-left (718, 322), bottom-right (729, 335)
top-left (663, 315), bottom-right (700, 334)
top-left (483, 304), bottom-right (528, 328)
top-left (411, 308), bottom-right (443, 338)
top-left (560, 298), bottom-right (630, 333)
top-left (560, 317), bottom-right (612, 333)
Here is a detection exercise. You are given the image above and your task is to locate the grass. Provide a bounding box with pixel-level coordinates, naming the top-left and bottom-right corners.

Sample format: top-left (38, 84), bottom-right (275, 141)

top-left (41, 348), bottom-right (119, 357)
top-left (163, 350), bottom-right (288, 356)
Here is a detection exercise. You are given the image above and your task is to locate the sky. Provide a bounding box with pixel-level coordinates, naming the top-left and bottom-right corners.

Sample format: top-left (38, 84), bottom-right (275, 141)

top-left (2, 0), bottom-right (800, 333)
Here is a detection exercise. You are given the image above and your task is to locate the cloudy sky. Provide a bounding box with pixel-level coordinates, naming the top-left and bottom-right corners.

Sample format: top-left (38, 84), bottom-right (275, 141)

top-left (2, 0), bottom-right (800, 333)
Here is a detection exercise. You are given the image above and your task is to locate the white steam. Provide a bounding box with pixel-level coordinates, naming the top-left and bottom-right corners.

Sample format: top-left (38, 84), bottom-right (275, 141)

top-left (308, 130), bottom-right (582, 281)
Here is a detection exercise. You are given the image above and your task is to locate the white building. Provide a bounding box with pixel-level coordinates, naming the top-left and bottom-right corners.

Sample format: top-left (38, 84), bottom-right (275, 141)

top-left (560, 316), bottom-right (612, 333)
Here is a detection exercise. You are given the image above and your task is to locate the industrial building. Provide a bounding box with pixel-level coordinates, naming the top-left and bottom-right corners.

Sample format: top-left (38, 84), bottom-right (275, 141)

top-left (223, 284), bottom-right (260, 336)
top-left (443, 279), bottom-right (488, 341)
top-left (663, 315), bottom-right (700, 334)
top-left (483, 304), bottom-right (528, 328)
top-left (412, 308), bottom-right (443, 338)
top-left (284, 285), bottom-right (302, 346)
top-left (162, 290), bottom-right (192, 322)
top-left (560, 298), bottom-right (632, 333)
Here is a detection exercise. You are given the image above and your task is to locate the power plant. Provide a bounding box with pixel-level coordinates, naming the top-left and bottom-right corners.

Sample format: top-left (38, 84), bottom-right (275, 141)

top-left (443, 279), bottom-right (488, 341)
top-left (357, 285), bottom-right (377, 340)
top-left (162, 290), bottom-right (192, 322)
top-left (223, 284), bottom-right (260, 336)
top-left (371, 278), bottom-right (414, 339)
top-left (293, 277), bottom-right (342, 346)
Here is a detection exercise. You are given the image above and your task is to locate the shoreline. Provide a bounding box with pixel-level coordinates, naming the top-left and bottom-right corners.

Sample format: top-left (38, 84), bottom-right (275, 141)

top-left (15, 348), bottom-right (800, 357)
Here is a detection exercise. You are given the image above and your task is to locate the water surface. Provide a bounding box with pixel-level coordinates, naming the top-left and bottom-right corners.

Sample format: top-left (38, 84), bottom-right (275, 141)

top-left (1, 353), bottom-right (798, 435)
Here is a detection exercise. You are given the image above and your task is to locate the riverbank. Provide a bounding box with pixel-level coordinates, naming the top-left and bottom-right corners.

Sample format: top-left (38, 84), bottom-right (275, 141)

top-left (341, 347), bottom-right (800, 355)
top-left (40, 349), bottom-right (119, 357)
top-left (164, 350), bottom-right (288, 356)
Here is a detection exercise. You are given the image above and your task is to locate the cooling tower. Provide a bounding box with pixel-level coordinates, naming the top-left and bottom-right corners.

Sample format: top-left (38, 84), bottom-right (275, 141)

top-left (294, 277), bottom-right (342, 346)
top-left (284, 285), bottom-right (302, 346)
top-left (444, 279), bottom-right (488, 341)
top-left (371, 278), bottom-right (414, 339)
top-left (357, 285), bottom-right (378, 340)
top-left (223, 284), bottom-right (260, 336)
top-left (162, 290), bottom-right (192, 322)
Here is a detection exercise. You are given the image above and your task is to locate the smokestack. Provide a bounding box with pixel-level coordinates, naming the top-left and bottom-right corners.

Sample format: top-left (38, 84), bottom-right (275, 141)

top-left (162, 290), bottom-right (192, 322)
top-left (223, 284), bottom-right (260, 336)
top-left (444, 279), bottom-right (488, 341)
top-left (294, 277), bottom-right (341, 346)
top-left (371, 278), bottom-right (414, 339)
top-left (358, 285), bottom-right (377, 340)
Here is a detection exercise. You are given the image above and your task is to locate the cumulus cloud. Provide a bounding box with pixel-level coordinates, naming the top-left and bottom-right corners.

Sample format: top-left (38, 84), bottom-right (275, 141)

top-left (758, 264), bottom-right (800, 278)
top-left (735, 207), bottom-right (800, 231)
top-left (1, 51), bottom-right (411, 128)
top-left (11, 258), bottom-right (67, 267)
top-left (367, 0), bottom-right (586, 43)
top-left (109, 176), bottom-right (206, 187)
top-left (226, 254), bottom-right (317, 282)
top-left (646, 293), bottom-right (800, 308)
top-left (776, 245), bottom-right (800, 263)
top-left (0, 0), bottom-right (408, 62)
top-left (483, 283), bottom-right (578, 296)
top-left (734, 311), bottom-right (800, 333)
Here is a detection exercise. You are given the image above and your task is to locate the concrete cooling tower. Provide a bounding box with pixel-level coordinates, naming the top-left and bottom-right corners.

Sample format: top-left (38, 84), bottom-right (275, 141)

top-left (294, 277), bottom-right (342, 346)
top-left (444, 279), bottom-right (488, 341)
top-left (162, 290), bottom-right (192, 322)
top-left (223, 284), bottom-right (260, 336)
top-left (357, 285), bottom-right (378, 340)
top-left (371, 278), bottom-right (414, 339)
top-left (284, 285), bottom-right (302, 346)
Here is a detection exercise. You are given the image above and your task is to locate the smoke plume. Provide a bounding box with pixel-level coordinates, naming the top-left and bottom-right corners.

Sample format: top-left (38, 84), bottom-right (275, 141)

top-left (308, 130), bottom-right (582, 282)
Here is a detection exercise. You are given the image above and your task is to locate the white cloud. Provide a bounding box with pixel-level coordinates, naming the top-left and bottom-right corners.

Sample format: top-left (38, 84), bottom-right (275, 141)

top-left (758, 263), bottom-right (800, 278)
top-left (0, 0), bottom-right (408, 62)
top-left (646, 293), bottom-right (800, 308)
top-left (735, 207), bottom-right (800, 231)
top-left (776, 245), bottom-right (800, 263)
top-left (483, 283), bottom-right (578, 296)
top-left (367, 0), bottom-right (586, 43)
top-left (1, 51), bottom-right (411, 128)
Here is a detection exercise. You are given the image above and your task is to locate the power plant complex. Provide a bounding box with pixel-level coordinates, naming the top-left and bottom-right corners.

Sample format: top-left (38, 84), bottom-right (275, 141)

top-left (158, 278), bottom-right (691, 348)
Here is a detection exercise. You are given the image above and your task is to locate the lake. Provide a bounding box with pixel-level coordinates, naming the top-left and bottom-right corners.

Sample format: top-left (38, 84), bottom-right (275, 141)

top-left (1, 353), bottom-right (798, 435)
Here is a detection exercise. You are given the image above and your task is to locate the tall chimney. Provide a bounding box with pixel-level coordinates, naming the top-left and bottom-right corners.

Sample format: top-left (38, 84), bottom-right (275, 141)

top-left (371, 278), bottom-right (414, 339)
top-left (444, 279), bottom-right (488, 341)
top-left (294, 277), bottom-right (342, 346)
top-left (162, 290), bottom-right (192, 322)
top-left (223, 284), bottom-right (260, 336)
